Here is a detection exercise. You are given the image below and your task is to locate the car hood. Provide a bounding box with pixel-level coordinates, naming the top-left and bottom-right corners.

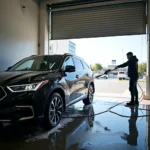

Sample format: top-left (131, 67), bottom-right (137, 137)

top-left (0, 71), bottom-right (56, 86)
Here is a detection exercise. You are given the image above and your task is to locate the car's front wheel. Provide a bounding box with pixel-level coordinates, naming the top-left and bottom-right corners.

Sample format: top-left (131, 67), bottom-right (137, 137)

top-left (83, 84), bottom-right (94, 105)
top-left (44, 92), bottom-right (64, 129)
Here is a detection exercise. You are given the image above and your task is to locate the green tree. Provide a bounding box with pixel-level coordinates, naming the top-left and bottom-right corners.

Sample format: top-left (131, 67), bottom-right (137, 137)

top-left (91, 63), bottom-right (103, 71)
top-left (138, 62), bottom-right (147, 74)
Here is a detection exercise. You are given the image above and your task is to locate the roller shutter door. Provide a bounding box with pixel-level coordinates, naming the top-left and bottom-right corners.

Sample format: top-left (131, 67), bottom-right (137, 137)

top-left (50, 0), bottom-right (146, 40)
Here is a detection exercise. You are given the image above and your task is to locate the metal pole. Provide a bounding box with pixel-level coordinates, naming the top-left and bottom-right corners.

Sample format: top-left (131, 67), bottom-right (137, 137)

top-left (122, 49), bottom-right (124, 63)
top-left (146, 105), bottom-right (150, 150)
top-left (146, 0), bottom-right (150, 99)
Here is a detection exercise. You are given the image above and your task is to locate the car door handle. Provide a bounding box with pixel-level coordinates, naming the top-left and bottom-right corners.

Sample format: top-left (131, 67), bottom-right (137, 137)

top-left (76, 75), bottom-right (79, 79)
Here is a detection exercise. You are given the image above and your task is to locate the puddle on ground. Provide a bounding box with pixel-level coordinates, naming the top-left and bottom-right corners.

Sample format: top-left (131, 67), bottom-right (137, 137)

top-left (0, 99), bottom-right (149, 150)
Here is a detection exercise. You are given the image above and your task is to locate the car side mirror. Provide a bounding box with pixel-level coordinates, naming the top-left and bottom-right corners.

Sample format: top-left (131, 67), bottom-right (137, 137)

top-left (65, 65), bottom-right (75, 72)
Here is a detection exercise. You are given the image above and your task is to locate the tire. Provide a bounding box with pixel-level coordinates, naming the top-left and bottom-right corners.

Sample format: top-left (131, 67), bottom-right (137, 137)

top-left (83, 84), bottom-right (94, 105)
top-left (104, 76), bottom-right (107, 79)
top-left (83, 105), bottom-right (94, 128)
top-left (44, 92), bottom-right (64, 129)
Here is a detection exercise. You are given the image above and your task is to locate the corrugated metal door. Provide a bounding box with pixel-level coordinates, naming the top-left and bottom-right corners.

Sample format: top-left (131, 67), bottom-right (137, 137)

top-left (50, 0), bottom-right (146, 40)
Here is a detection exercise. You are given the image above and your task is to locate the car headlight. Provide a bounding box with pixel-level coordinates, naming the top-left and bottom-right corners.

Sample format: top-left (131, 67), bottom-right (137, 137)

top-left (7, 80), bottom-right (48, 92)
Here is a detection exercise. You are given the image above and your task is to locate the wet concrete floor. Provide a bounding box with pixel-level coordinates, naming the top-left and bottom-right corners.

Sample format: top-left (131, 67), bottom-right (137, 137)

top-left (0, 97), bottom-right (149, 150)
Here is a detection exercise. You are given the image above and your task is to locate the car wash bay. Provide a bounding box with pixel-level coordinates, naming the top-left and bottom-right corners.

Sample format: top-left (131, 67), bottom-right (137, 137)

top-left (0, 0), bottom-right (150, 149)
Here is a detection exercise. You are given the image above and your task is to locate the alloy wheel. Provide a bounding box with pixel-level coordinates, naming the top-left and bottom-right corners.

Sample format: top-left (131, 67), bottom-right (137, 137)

top-left (89, 85), bottom-right (94, 103)
top-left (49, 96), bottom-right (63, 126)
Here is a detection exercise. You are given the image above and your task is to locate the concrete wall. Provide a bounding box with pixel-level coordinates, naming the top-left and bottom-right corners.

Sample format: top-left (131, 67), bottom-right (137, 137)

top-left (0, 0), bottom-right (39, 71)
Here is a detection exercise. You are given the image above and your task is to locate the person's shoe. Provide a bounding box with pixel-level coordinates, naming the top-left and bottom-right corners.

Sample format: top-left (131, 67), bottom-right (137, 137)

top-left (135, 101), bottom-right (139, 105)
top-left (126, 101), bottom-right (135, 106)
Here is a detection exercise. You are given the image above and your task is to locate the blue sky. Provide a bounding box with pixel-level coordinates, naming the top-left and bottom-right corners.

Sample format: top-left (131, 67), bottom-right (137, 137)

top-left (72, 35), bottom-right (147, 67)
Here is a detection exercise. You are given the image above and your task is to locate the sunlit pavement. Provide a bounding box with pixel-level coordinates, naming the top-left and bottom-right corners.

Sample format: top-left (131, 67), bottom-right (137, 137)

top-left (0, 97), bottom-right (149, 150)
top-left (95, 79), bottom-right (146, 98)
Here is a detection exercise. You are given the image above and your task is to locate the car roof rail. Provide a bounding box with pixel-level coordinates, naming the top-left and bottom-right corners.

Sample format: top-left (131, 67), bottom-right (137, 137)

top-left (64, 53), bottom-right (73, 55)
top-left (64, 53), bottom-right (84, 61)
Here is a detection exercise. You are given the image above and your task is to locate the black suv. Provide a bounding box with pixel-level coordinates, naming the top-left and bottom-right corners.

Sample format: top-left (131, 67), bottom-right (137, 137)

top-left (0, 54), bottom-right (95, 128)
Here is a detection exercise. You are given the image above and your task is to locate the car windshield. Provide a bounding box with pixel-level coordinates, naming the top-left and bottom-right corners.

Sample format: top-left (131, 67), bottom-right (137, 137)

top-left (9, 56), bottom-right (63, 71)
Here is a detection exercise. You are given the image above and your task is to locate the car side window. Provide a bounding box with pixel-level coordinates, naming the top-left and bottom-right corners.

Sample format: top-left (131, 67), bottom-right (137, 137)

top-left (63, 57), bottom-right (74, 70)
top-left (73, 58), bottom-right (84, 71)
top-left (82, 61), bottom-right (89, 70)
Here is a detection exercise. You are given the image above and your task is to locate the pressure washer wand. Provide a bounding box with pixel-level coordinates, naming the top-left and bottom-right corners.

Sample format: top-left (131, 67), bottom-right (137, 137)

top-left (95, 69), bottom-right (115, 79)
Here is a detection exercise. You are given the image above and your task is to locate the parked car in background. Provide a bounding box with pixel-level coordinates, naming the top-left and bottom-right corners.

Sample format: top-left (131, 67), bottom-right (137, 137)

top-left (117, 71), bottom-right (128, 80)
top-left (0, 54), bottom-right (95, 129)
top-left (138, 73), bottom-right (143, 79)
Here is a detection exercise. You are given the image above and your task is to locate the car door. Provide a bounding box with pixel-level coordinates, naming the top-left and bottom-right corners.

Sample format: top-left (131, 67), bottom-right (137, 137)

top-left (62, 56), bottom-right (78, 104)
top-left (73, 57), bottom-right (85, 98)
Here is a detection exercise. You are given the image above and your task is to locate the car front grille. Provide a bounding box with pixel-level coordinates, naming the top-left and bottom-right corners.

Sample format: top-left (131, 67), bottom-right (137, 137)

top-left (0, 86), bottom-right (7, 101)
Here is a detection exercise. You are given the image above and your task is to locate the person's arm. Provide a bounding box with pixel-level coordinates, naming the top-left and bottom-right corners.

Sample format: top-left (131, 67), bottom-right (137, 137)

top-left (115, 60), bottom-right (130, 69)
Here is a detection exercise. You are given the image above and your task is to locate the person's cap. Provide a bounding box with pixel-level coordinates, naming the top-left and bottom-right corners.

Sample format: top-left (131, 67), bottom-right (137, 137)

top-left (126, 52), bottom-right (133, 56)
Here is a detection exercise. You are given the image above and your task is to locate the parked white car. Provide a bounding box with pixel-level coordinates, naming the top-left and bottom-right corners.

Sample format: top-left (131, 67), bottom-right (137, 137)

top-left (117, 71), bottom-right (128, 80)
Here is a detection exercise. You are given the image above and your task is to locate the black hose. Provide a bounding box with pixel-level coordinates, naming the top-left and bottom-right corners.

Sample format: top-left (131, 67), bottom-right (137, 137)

top-left (63, 100), bottom-right (150, 119)
top-left (109, 110), bottom-right (149, 118)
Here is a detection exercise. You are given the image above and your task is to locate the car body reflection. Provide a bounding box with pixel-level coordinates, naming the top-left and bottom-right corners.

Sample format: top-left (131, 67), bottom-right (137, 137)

top-left (51, 105), bottom-right (94, 150)
top-left (0, 101), bottom-right (149, 150)
top-left (0, 104), bottom-right (94, 150)
top-left (46, 105), bottom-right (95, 150)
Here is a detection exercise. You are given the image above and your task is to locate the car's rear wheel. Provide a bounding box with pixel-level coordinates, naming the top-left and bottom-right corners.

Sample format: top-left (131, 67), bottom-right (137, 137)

top-left (83, 84), bottom-right (94, 105)
top-left (44, 92), bottom-right (64, 129)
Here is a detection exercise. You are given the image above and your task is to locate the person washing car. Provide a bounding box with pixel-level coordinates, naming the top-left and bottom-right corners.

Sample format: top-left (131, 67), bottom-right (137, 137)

top-left (115, 52), bottom-right (139, 106)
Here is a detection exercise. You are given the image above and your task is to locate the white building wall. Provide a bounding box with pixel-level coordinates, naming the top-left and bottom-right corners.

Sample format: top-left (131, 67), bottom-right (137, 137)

top-left (0, 0), bottom-right (39, 71)
top-left (49, 40), bottom-right (69, 54)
